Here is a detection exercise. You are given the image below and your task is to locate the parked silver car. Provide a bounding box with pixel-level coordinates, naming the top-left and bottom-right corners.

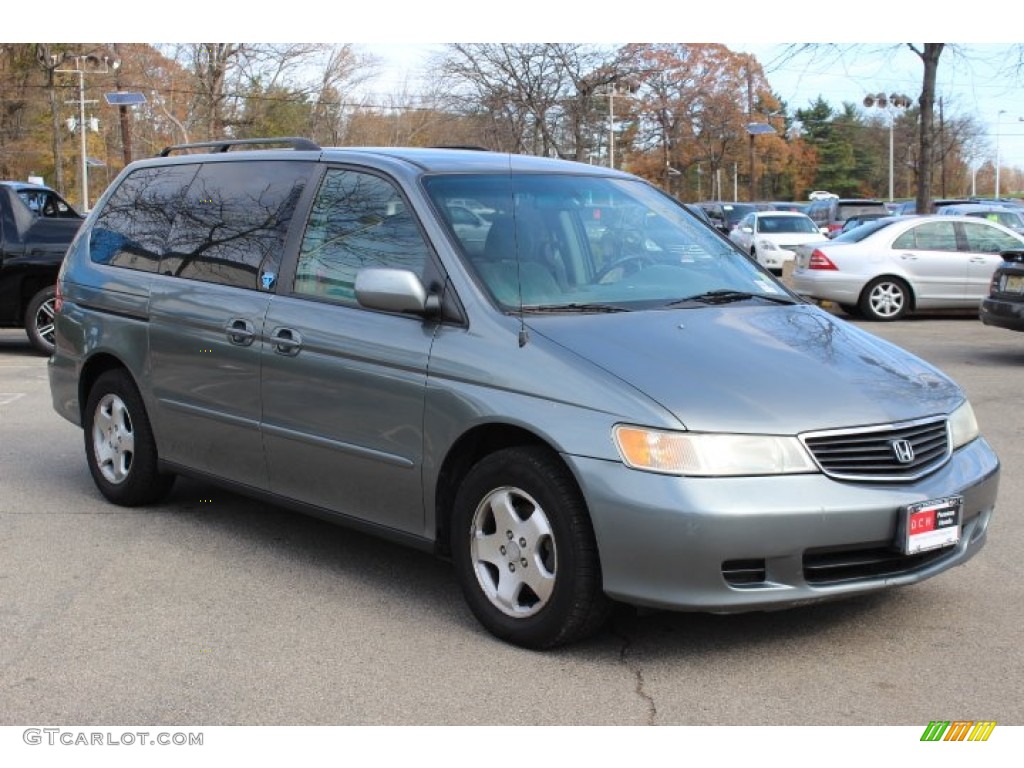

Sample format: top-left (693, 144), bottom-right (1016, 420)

top-left (49, 140), bottom-right (1000, 648)
top-left (791, 214), bottom-right (1024, 320)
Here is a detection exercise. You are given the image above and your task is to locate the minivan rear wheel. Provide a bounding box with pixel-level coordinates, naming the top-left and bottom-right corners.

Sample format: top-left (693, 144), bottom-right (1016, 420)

top-left (451, 446), bottom-right (611, 648)
top-left (84, 370), bottom-right (175, 506)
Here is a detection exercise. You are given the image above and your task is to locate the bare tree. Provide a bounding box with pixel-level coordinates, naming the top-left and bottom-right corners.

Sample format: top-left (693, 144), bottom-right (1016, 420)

top-left (779, 44), bottom-right (953, 212)
top-left (438, 43), bottom-right (619, 159)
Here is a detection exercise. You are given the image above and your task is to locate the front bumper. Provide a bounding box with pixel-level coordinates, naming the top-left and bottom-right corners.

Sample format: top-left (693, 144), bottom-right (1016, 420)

top-left (567, 437), bottom-right (999, 612)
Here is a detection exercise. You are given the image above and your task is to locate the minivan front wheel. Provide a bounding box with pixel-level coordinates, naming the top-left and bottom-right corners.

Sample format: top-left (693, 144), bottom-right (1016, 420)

top-left (860, 277), bottom-right (910, 321)
top-left (451, 446), bottom-right (611, 648)
top-left (84, 370), bottom-right (175, 506)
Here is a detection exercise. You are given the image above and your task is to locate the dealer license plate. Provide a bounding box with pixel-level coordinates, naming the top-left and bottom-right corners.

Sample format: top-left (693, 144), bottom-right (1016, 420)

top-left (899, 496), bottom-right (962, 555)
top-left (1004, 274), bottom-right (1024, 293)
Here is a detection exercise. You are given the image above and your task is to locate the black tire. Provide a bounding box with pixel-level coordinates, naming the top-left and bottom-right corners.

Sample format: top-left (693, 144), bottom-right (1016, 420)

top-left (451, 446), bottom-right (611, 649)
top-left (83, 369), bottom-right (175, 506)
top-left (859, 276), bottom-right (910, 321)
top-left (25, 285), bottom-right (57, 355)
top-left (837, 303), bottom-right (863, 318)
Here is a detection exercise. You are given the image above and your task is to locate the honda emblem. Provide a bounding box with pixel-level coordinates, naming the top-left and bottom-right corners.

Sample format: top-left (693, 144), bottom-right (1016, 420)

top-left (891, 439), bottom-right (915, 464)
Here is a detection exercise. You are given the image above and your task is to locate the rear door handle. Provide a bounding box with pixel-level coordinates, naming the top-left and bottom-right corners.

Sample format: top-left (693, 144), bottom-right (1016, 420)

top-left (899, 253), bottom-right (919, 261)
top-left (226, 318), bottom-right (256, 346)
top-left (270, 327), bottom-right (303, 356)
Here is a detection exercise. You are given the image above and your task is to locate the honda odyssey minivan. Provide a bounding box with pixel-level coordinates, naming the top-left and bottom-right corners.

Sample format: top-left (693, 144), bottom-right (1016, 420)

top-left (49, 139), bottom-right (1000, 648)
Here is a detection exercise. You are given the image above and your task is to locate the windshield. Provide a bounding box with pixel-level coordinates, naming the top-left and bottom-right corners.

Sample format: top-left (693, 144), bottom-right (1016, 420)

top-left (756, 215), bottom-right (819, 234)
top-left (425, 173), bottom-right (792, 311)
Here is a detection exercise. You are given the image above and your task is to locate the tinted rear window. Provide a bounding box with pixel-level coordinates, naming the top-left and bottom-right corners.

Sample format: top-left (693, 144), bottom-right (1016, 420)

top-left (837, 202), bottom-right (888, 220)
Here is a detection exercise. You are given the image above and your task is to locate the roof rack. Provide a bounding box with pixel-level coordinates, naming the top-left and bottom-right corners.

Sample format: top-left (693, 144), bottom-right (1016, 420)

top-left (428, 145), bottom-right (490, 151)
top-left (158, 137), bottom-right (322, 157)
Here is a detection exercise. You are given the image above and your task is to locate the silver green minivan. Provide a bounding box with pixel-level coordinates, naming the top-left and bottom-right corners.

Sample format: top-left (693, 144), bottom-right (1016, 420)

top-left (49, 139), bottom-right (1000, 648)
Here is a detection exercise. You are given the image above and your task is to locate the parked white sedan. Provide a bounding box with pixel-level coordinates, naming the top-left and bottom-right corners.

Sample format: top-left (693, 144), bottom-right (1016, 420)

top-left (729, 211), bottom-right (825, 274)
top-left (790, 215), bottom-right (1024, 320)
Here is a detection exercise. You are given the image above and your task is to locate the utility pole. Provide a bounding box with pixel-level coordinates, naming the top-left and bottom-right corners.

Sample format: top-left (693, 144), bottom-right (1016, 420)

top-left (747, 56), bottom-right (756, 201)
top-left (113, 43), bottom-right (132, 167)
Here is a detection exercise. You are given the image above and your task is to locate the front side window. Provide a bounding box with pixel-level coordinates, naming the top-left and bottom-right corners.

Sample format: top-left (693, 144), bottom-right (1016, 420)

top-left (162, 160), bottom-right (311, 289)
top-left (961, 221), bottom-right (1023, 253)
top-left (293, 169), bottom-right (433, 306)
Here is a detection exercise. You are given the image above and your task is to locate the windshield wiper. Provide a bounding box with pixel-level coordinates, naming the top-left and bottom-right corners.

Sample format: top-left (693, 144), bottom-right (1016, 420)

top-left (664, 289), bottom-right (798, 307)
top-left (523, 302), bottom-right (629, 313)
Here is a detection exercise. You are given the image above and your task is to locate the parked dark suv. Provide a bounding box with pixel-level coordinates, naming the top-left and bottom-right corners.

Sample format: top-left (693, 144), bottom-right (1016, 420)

top-left (49, 138), bottom-right (998, 648)
top-left (805, 197), bottom-right (889, 237)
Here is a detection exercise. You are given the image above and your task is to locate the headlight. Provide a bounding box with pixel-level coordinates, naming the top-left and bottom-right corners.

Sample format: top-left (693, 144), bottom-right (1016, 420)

top-left (758, 239), bottom-right (780, 251)
top-left (949, 400), bottom-right (980, 450)
top-left (613, 426), bottom-right (817, 476)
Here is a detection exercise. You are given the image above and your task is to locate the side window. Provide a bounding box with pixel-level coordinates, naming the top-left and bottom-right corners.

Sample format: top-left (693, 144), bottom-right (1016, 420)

top-left (90, 165), bottom-right (199, 272)
top-left (293, 168), bottom-right (432, 307)
top-left (162, 160), bottom-right (311, 290)
top-left (961, 221), bottom-right (1022, 253)
top-left (893, 221), bottom-right (958, 251)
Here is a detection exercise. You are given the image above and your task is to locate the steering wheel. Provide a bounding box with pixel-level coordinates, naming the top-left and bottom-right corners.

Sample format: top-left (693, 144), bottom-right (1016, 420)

top-left (594, 253), bottom-right (657, 284)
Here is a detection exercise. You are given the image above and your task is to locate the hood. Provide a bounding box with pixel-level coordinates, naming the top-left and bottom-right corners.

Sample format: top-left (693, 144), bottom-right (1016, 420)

top-left (527, 304), bottom-right (962, 434)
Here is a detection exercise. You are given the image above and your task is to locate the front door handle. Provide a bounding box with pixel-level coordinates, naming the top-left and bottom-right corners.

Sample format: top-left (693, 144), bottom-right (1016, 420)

top-left (226, 318), bottom-right (256, 346)
top-left (270, 327), bottom-right (303, 356)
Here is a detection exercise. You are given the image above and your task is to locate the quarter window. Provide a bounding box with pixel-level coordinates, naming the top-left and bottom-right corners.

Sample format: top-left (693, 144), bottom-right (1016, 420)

top-left (90, 165), bottom-right (199, 271)
top-left (293, 169), bottom-right (432, 306)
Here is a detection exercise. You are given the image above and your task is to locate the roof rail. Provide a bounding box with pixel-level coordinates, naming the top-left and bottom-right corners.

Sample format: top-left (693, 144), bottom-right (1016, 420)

top-left (428, 145), bottom-right (491, 151)
top-left (158, 137), bottom-right (322, 157)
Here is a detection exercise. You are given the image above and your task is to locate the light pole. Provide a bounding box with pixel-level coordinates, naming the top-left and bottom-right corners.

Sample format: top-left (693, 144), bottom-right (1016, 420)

top-left (54, 54), bottom-right (119, 212)
top-left (863, 92), bottom-right (912, 201)
top-left (995, 110), bottom-right (1007, 199)
top-left (745, 122), bottom-right (776, 201)
top-left (599, 82), bottom-right (631, 170)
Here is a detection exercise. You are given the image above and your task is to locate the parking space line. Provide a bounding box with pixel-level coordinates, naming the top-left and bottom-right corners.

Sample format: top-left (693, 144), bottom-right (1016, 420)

top-left (0, 393), bottom-right (26, 405)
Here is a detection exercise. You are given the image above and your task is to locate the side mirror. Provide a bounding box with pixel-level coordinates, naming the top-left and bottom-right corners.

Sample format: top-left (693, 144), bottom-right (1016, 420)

top-left (742, 225), bottom-right (753, 233)
top-left (355, 268), bottom-right (440, 316)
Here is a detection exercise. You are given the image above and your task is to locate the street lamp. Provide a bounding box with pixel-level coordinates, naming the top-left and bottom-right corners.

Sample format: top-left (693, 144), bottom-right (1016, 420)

top-left (745, 122), bottom-right (776, 200)
top-left (54, 53), bottom-right (119, 212)
top-left (598, 82), bottom-right (632, 170)
top-left (995, 110), bottom-right (1007, 199)
top-left (863, 92), bottom-right (912, 201)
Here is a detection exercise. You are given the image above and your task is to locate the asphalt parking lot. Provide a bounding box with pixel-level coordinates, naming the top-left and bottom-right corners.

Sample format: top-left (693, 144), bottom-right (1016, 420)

top-left (1, 315), bottom-right (1022, 726)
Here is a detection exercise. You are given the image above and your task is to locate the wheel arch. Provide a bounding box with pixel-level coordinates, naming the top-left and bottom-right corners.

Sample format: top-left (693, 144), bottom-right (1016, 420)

top-left (77, 352), bottom-right (135, 425)
top-left (433, 423), bottom-right (580, 559)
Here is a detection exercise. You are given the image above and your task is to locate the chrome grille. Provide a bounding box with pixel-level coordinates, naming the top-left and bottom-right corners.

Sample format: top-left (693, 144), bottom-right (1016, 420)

top-left (801, 416), bottom-right (950, 482)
